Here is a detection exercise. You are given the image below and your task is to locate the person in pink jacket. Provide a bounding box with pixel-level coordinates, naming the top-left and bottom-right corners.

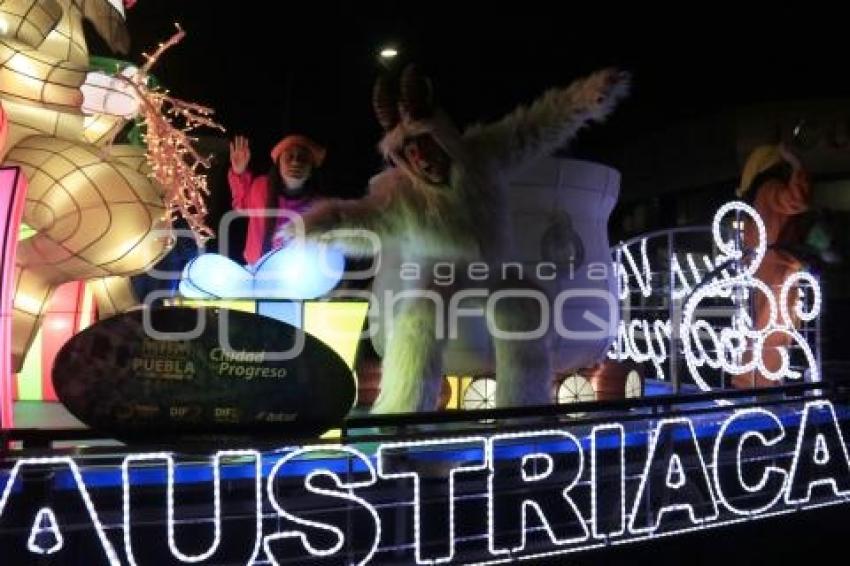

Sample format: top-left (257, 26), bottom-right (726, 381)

top-left (228, 134), bottom-right (327, 264)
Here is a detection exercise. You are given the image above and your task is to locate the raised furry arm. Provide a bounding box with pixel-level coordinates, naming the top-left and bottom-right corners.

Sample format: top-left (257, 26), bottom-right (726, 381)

top-left (465, 68), bottom-right (630, 174)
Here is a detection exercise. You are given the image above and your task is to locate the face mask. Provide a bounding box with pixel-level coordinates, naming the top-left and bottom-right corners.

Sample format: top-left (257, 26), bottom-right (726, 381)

top-left (282, 175), bottom-right (306, 190)
top-left (402, 135), bottom-right (451, 184)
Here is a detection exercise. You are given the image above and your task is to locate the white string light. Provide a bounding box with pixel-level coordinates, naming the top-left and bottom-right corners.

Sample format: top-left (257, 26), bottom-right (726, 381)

top-left (487, 430), bottom-right (590, 556)
top-left (122, 450), bottom-right (262, 566)
top-left (712, 408), bottom-right (788, 517)
top-left (618, 238), bottom-right (653, 298)
top-left (377, 436), bottom-right (487, 565)
top-left (666, 455), bottom-right (687, 489)
top-left (264, 445), bottom-right (380, 566)
top-left (681, 202), bottom-right (819, 391)
top-left (628, 418), bottom-right (719, 535)
top-left (0, 457), bottom-right (121, 565)
top-left (612, 201), bottom-right (821, 392)
top-left (785, 401), bottom-right (850, 505)
top-left (26, 508), bottom-right (63, 555)
top-left (590, 424), bottom-right (626, 539)
top-left (1, 400), bottom-right (847, 564)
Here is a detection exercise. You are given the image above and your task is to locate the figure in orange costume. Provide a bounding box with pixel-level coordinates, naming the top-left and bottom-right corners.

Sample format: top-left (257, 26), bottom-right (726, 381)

top-left (732, 144), bottom-right (811, 388)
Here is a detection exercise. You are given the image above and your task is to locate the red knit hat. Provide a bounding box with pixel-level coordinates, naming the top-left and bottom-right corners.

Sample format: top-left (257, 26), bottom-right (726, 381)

top-left (270, 135), bottom-right (326, 167)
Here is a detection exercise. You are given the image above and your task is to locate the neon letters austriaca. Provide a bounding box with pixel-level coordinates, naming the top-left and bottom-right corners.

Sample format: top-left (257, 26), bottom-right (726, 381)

top-left (2, 400), bottom-right (849, 564)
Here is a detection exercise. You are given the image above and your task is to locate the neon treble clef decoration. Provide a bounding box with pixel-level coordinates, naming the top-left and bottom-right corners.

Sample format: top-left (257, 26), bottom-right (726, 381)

top-left (681, 201), bottom-right (821, 394)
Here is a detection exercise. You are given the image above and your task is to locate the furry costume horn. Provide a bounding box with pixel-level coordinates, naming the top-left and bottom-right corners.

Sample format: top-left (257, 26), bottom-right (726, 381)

top-left (373, 74), bottom-right (400, 131)
top-left (399, 64), bottom-right (434, 121)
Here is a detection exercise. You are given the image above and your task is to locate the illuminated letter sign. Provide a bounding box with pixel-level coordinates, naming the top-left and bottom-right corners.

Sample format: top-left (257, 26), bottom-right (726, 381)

top-left (488, 431), bottom-right (588, 555)
top-left (1, 401), bottom-right (849, 563)
top-left (378, 438), bottom-right (486, 564)
top-left (264, 446), bottom-right (380, 566)
top-left (122, 451), bottom-right (262, 566)
top-left (629, 419), bottom-right (718, 534)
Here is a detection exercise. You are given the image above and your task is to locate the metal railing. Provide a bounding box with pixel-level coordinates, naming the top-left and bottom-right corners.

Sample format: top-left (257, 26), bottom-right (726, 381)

top-left (612, 222), bottom-right (822, 397)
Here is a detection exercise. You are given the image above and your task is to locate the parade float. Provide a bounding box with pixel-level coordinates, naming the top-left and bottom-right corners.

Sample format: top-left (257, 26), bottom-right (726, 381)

top-left (0, 1), bottom-right (846, 564)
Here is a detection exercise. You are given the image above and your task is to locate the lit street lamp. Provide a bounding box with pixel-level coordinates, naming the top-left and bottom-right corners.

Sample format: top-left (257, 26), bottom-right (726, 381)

top-left (378, 46), bottom-right (399, 68)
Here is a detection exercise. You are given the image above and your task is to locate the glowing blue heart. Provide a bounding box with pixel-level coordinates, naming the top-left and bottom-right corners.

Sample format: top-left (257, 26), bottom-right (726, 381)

top-left (179, 243), bottom-right (345, 300)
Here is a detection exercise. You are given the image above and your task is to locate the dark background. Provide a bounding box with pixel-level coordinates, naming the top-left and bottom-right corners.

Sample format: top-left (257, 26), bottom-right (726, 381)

top-left (112, 1), bottom-right (850, 364)
top-left (99, 2), bottom-right (850, 197)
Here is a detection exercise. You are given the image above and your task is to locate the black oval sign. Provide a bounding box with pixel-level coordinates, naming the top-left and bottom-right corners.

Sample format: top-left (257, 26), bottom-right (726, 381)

top-left (53, 307), bottom-right (356, 439)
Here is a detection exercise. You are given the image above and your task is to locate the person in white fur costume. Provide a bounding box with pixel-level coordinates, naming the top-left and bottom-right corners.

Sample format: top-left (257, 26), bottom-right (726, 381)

top-left (296, 64), bottom-right (629, 414)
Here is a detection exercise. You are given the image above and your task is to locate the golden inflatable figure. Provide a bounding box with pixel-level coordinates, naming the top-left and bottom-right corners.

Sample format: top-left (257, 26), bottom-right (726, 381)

top-left (0, 0), bottom-right (172, 371)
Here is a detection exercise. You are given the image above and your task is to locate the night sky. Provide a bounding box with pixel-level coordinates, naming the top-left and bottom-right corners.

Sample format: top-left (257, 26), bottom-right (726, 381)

top-left (99, 2), bottom-right (850, 197)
